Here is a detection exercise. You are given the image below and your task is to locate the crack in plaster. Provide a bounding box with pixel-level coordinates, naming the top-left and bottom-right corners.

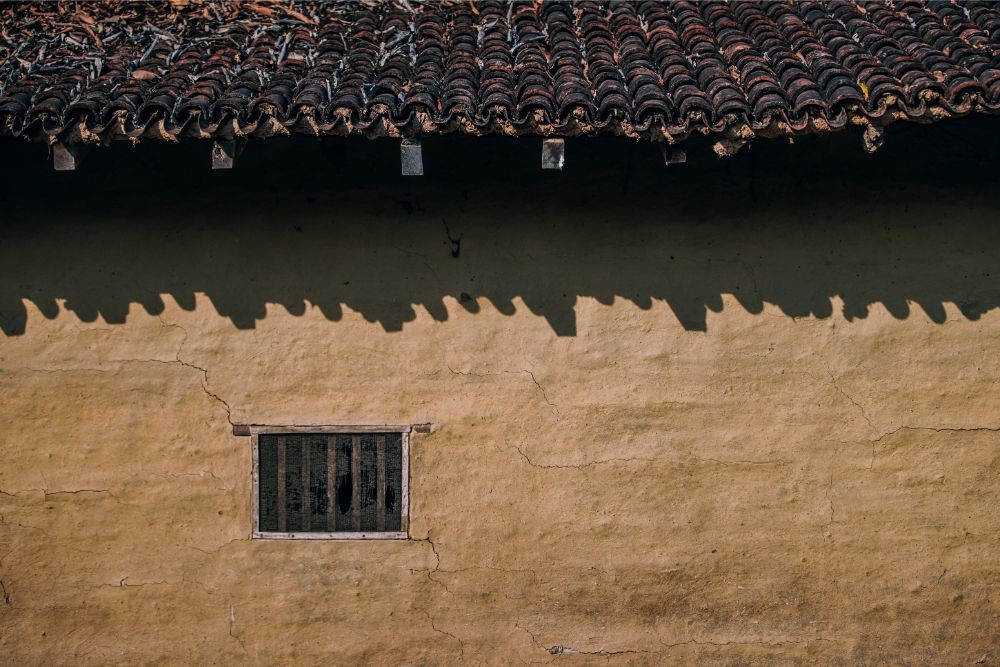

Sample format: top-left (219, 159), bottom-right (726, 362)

top-left (229, 600), bottom-right (248, 655)
top-left (171, 353), bottom-right (235, 428)
top-left (827, 371), bottom-right (880, 468)
top-left (513, 442), bottom-right (654, 470)
top-left (390, 244), bottom-right (444, 288)
top-left (186, 536), bottom-right (251, 555)
top-left (512, 599), bottom-right (835, 657)
top-left (19, 359), bottom-right (228, 407)
top-left (867, 425), bottom-right (1000, 470)
top-left (517, 622), bottom-right (656, 658)
top-left (873, 425), bottom-right (1000, 440)
top-left (78, 575), bottom-right (223, 599)
top-left (420, 609), bottom-right (466, 659)
top-left (147, 470), bottom-right (234, 493)
top-left (1, 469), bottom-right (236, 510)
top-left (828, 371), bottom-right (876, 432)
top-left (824, 474), bottom-right (836, 536)
top-left (509, 441), bottom-right (788, 471)
top-left (740, 259), bottom-right (763, 305)
top-left (660, 636), bottom-right (834, 649)
top-left (44, 488), bottom-right (111, 497)
top-left (152, 470), bottom-right (222, 481)
top-left (446, 366), bottom-right (560, 415)
top-left (521, 370), bottom-right (557, 411)
top-left (409, 535), bottom-right (447, 590)
top-left (515, 621), bottom-right (546, 653)
top-left (0, 487), bottom-right (140, 507)
top-left (825, 372), bottom-right (1000, 470)
top-left (114, 577), bottom-right (170, 588)
top-left (686, 455), bottom-right (790, 467)
top-left (5, 520), bottom-right (48, 535)
top-left (441, 218), bottom-right (462, 258)
top-left (410, 534), bottom-right (536, 598)
top-left (13, 321), bottom-right (235, 429)
top-left (447, 564), bottom-right (537, 576)
top-left (0, 578), bottom-right (10, 605)
top-left (74, 574), bottom-right (249, 654)
top-left (808, 377), bottom-right (999, 535)
top-left (547, 645), bottom-right (651, 656)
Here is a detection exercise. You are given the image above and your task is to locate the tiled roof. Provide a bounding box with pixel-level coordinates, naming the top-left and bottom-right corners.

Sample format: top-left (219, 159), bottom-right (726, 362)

top-left (2, 1), bottom-right (998, 154)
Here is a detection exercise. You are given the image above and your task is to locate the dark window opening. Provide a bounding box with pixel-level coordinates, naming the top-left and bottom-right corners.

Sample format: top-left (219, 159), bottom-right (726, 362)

top-left (257, 432), bottom-right (404, 534)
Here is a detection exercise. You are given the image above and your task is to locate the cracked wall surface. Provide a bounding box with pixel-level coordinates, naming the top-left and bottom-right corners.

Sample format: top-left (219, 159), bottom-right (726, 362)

top-left (1, 127), bottom-right (999, 664)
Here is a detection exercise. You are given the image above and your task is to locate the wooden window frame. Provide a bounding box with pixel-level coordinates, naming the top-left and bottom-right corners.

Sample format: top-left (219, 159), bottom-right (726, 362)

top-left (250, 425), bottom-right (410, 540)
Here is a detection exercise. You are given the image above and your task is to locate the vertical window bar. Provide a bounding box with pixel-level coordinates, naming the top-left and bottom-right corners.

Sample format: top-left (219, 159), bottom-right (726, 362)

top-left (401, 431), bottom-right (409, 532)
top-left (351, 434), bottom-right (361, 531)
top-left (277, 436), bottom-right (287, 532)
top-left (326, 435), bottom-right (336, 531)
top-left (336, 435), bottom-right (351, 530)
top-left (301, 438), bottom-right (311, 531)
top-left (376, 434), bottom-right (386, 531)
top-left (385, 433), bottom-right (402, 531)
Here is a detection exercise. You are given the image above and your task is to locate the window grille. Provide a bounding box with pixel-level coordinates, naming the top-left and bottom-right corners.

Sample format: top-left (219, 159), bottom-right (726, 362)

top-left (252, 427), bottom-right (409, 539)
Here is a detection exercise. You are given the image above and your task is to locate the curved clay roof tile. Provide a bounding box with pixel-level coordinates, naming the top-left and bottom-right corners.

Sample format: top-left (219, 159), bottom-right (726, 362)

top-left (0, 0), bottom-right (995, 145)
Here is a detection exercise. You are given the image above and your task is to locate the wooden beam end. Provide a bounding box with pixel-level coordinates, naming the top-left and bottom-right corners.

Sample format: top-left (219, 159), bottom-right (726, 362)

top-left (661, 143), bottom-right (687, 166)
top-left (401, 139), bottom-right (423, 176)
top-left (53, 143), bottom-right (81, 171)
top-left (542, 138), bottom-right (565, 170)
top-left (212, 140), bottom-right (238, 169)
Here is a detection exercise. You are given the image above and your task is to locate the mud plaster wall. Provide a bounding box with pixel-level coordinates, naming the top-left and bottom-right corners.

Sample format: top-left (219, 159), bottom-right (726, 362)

top-left (0, 121), bottom-right (998, 665)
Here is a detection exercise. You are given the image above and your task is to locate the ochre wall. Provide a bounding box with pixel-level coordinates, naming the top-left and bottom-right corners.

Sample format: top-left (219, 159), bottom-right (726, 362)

top-left (1, 126), bottom-right (998, 664)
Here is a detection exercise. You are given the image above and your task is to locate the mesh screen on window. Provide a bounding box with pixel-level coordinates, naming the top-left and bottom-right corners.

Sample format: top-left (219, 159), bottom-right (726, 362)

top-left (258, 433), bottom-right (403, 533)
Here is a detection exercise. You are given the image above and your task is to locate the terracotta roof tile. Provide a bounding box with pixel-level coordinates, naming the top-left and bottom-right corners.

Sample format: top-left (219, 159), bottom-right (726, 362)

top-left (1, 0), bottom-right (997, 153)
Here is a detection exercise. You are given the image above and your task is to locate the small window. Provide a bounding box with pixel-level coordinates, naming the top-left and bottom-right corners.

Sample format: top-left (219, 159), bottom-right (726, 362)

top-left (252, 427), bottom-right (409, 539)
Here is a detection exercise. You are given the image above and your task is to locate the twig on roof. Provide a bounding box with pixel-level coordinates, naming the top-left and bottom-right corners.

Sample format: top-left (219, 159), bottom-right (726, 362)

top-left (246, 2), bottom-right (316, 26)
